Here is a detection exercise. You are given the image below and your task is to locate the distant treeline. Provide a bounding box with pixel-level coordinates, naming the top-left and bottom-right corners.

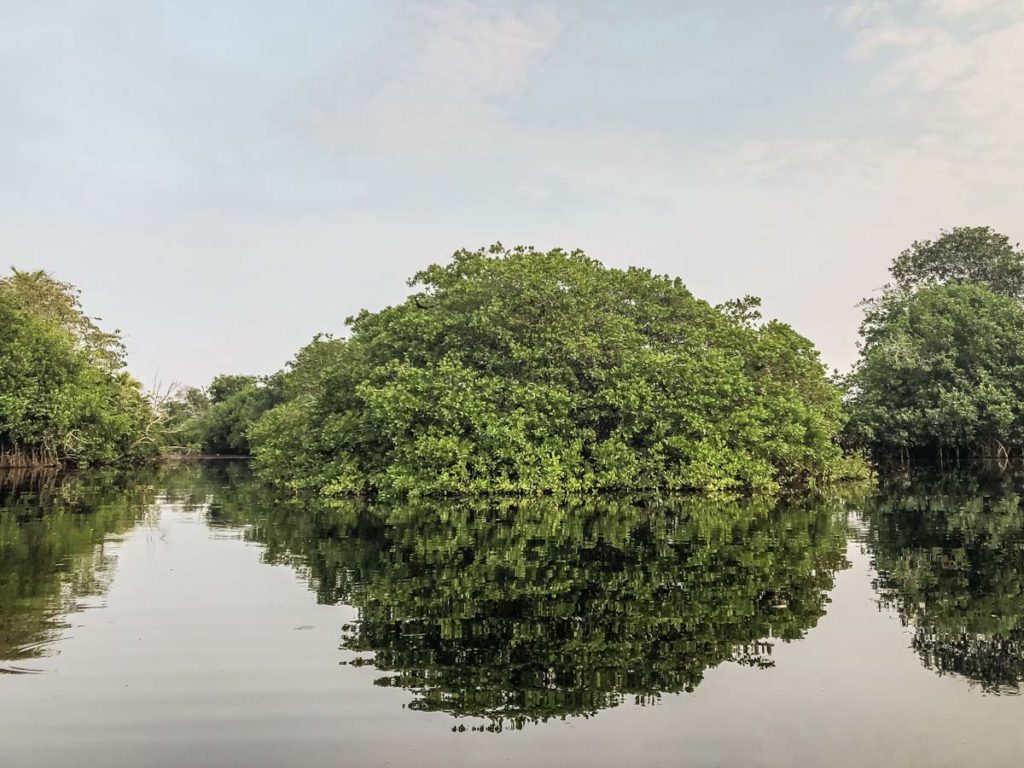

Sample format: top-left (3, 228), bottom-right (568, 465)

top-left (4, 225), bottom-right (1022, 492)
top-left (159, 374), bottom-right (284, 457)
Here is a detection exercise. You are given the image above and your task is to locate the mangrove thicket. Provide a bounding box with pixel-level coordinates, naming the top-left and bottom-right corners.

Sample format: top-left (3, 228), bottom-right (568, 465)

top-left (9, 226), bottom-right (1022, 487)
top-left (249, 245), bottom-right (853, 496)
top-left (846, 227), bottom-right (1024, 466)
top-left (0, 269), bottom-right (157, 468)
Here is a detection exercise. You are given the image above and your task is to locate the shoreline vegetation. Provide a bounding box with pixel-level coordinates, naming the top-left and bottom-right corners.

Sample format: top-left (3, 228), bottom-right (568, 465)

top-left (247, 244), bottom-right (859, 496)
top-left (0, 269), bottom-right (160, 471)
top-left (3, 226), bottom-right (1023, 496)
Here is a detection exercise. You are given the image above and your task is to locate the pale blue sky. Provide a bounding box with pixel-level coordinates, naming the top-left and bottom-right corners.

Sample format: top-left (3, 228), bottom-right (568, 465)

top-left (3, 0), bottom-right (1022, 386)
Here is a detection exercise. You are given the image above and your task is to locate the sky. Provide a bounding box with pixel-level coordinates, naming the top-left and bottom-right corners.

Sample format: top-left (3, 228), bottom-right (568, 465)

top-left (2, 0), bottom-right (1022, 387)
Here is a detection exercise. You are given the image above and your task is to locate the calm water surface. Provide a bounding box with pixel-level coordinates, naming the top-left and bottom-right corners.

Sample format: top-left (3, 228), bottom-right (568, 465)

top-left (2, 463), bottom-right (1024, 767)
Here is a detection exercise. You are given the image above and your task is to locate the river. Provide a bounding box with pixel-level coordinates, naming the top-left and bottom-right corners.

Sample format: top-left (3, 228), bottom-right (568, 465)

top-left (2, 462), bottom-right (1022, 767)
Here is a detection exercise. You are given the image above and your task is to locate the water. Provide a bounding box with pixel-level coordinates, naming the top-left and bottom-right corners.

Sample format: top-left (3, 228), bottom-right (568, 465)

top-left (2, 463), bottom-right (1024, 767)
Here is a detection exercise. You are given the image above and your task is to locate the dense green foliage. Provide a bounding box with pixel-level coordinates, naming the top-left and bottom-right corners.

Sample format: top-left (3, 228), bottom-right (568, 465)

top-left (160, 374), bottom-right (283, 455)
top-left (888, 226), bottom-right (1024, 300)
top-left (848, 228), bottom-right (1024, 464)
top-left (196, 465), bottom-right (848, 727)
top-left (848, 284), bottom-right (1024, 460)
top-left (0, 270), bottom-right (157, 467)
top-left (867, 475), bottom-right (1024, 693)
top-left (252, 246), bottom-right (852, 496)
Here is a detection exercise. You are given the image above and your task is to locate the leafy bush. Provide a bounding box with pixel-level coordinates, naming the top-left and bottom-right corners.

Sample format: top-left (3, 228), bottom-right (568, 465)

top-left (0, 270), bottom-right (157, 467)
top-left (848, 227), bottom-right (1024, 463)
top-left (252, 245), bottom-right (851, 496)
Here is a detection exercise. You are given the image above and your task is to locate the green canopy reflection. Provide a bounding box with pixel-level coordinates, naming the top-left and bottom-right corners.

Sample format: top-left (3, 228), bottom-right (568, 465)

top-left (0, 470), bottom-right (155, 671)
top-left (867, 475), bottom-right (1024, 694)
top-left (210, 473), bottom-right (849, 729)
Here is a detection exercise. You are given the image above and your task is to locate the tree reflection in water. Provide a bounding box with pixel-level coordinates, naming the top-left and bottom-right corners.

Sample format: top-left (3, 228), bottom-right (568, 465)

top-left (13, 464), bottom-right (1024, 727)
top-left (867, 474), bottom-right (1024, 695)
top-left (0, 469), bottom-right (155, 672)
top-left (202, 465), bottom-right (850, 729)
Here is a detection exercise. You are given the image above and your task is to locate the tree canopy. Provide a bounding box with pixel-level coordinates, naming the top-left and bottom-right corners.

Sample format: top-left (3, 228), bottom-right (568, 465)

top-left (890, 226), bottom-right (1024, 299)
top-left (251, 245), bottom-right (854, 496)
top-left (0, 269), bottom-right (157, 467)
top-left (848, 228), bottom-right (1024, 464)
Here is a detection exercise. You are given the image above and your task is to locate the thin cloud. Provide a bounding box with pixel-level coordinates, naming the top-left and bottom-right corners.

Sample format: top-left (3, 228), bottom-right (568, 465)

top-left (840, 0), bottom-right (1024, 171)
top-left (302, 0), bottom-right (575, 152)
